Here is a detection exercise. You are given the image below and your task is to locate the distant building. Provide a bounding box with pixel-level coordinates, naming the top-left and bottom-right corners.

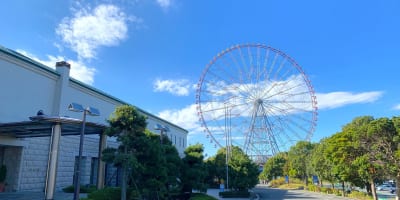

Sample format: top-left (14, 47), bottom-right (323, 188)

top-left (0, 45), bottom-right (188, 195)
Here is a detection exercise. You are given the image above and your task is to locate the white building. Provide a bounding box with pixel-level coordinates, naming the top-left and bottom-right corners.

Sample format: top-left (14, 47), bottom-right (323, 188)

top-left (0, 45), bottom-right (188, 198)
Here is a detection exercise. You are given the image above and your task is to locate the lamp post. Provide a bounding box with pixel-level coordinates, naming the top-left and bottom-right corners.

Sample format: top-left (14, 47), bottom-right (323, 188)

top-left (68, 103), bottom-right (100, 200)
top-left (154, 124), bottom-right (169, 144)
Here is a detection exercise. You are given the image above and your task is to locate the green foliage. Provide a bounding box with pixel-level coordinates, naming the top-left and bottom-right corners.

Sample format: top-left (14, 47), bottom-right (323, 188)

top-left (269, 177), bottom-right (286, 188)
top-left (190, 193), bottom-right (218, 200)
top-left (287, 141), bottom-right (315, 185)
top-left (348, 190), bottom-right (372, 200)
top-left (260, 152), bottom-right (287, 181)
top-left (205, 146), bottom-right (259, 191)
top-left (102, 105), bottom-right (183, 200)
top-left (228, 146), bottom-right (259, 191)
top-left (218, 190), bottom-right (250, 198)
top-left (181, 144), bottom-right (208, 193)
top-left (0, 165), bottom-right (6, 182)
top-left (62, 185), bottom-right (96, 193)
top-left (85, 187), bottom-right (139, 200)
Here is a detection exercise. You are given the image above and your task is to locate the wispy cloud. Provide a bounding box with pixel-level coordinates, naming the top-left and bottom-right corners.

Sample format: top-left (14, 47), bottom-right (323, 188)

top-left (317, 91), bottom-right (383, 110)
top-left (157, 90), bottom-right (384, 140)
top-left (56, 4), bottom-right (134, 59)
top-left (16, 50), bottom-right (96, 85)
top-left (158, 104), bottom-right (199, 131)
top-left (156, 0), bottom-right (171, 8)
top-left (153, 78), bottom-right (193, 96)
top-left (393, 104), bottom-right (400, 110)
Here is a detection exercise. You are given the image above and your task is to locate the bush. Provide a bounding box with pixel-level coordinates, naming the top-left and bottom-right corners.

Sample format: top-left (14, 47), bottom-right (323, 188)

top-left (269, 178), bottom-right (286, 188)
top-left (348, 190), bottom-right (372, 200)
top-left (62, 185), bottom-right (97, 193)
top-left (0, 165), bottom-right (6, 182)
top-left (85, 187), bottom-right (139, 200)
top-left (219, 191), bottom-right (250, 198)
top-left (190, 193), bottom-right (218, 200)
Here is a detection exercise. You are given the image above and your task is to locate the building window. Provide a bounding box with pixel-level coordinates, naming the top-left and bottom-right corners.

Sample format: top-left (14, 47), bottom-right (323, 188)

top-left (174, 135), bottom-right (176, 145)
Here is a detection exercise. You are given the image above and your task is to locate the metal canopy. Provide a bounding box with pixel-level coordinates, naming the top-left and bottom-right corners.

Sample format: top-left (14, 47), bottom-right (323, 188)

top-left (0, 115), bottom-right (106, 138)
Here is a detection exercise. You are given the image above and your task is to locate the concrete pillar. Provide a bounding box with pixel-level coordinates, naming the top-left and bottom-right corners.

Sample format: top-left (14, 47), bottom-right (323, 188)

top-left (96, 132), bottom-right (107, 189)
top-left (45, 124), bottom-right (62, 200)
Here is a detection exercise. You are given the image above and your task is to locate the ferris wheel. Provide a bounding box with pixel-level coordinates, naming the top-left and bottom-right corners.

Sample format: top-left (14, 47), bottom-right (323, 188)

top-left (196, 44), bottom-right (318, 161)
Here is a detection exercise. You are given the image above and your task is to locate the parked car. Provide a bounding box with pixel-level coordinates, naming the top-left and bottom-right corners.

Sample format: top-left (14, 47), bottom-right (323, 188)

top-left (377, 184), bottom-right (395, 191)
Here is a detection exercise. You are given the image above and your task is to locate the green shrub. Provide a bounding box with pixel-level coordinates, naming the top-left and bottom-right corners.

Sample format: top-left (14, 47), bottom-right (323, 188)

top-left (269, 178), bottom-right (286, 188)
top-left (219, 191), bottom-right (250, 198)
top-left (85, 187), bottom-right (139, 200)
top-left (190, 193), bottom-right (218, 200)
top-left (62, 185), bottom-right (97, 193)
top-left (347, 190), bottom-right (372, 200)
top-left (0, 165), bottom-right (6, 182)
top-left (333, 188), bottom-right (342, 196)
top-left (307, 184), bottom-right (317, 192)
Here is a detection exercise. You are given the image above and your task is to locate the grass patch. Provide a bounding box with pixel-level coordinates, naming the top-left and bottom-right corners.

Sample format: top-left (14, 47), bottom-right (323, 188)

top-left (278, 183), bottom-right (305, 190)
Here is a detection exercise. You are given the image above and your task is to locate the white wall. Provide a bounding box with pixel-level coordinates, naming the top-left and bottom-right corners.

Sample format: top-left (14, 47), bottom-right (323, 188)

top-left (0, 55), bottom-right (57, 122)
top-left (0, 48), bottom-right (189, 192)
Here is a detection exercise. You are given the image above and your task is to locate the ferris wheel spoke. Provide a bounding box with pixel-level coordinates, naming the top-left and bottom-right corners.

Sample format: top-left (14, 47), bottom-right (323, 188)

top-left (196, 44), bottom-right (317, 158)
top-left (263, 104), bottom-right (312, 139)
top-left (266, 51), bottom-right (279, 82)
top-left (270, 108), bottom-right (313, 137)
top-left (204, 70), bottom-right (252, 99)
top-left (272, 57), bottom-right (287, 81)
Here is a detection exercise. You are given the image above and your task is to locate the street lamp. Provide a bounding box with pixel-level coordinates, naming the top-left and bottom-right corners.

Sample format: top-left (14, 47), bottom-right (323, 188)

top-left (154, 124), bottom-right (169, 144)
top-left (68, 103), bottom-right (100, 200)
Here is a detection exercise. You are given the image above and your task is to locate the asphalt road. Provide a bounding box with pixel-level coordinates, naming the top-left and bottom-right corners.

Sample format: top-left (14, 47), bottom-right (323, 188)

top-left (253, 185), bottom-right (353, 200)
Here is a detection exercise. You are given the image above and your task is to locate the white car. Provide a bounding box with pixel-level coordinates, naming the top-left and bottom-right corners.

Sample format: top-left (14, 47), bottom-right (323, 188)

top-left (376, 184), bottom-right (395, 191)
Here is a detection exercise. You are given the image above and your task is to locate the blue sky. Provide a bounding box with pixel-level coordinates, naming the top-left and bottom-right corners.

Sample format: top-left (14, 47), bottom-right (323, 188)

top-left (1, 0), bottom-right (399, 157)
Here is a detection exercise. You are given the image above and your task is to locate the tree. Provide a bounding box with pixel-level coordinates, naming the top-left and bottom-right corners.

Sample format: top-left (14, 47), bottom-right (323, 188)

top-left (287, 141), bottom-right (314, 185)
top-left (132, 130), bottom-right (168, 199)
top-left (207, 146), bottom-right (259, 191)
top-left (310, 139), bottom-right (335, 187)
top-left (181, 144), bottom-right (208, 194)
top-left (228, 146), bottom-right (259, 191)
top-left (102, 105), bottom-right (147, 200)
top-left (390, 116), bottom-right (400, 200)
top-left (102, 105), bottom-right (183, 200)
top-left (260, 152), bottom-right (287, 182)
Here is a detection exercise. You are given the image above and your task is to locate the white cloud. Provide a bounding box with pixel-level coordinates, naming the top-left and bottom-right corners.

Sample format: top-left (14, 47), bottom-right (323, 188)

top-left (393, 104), bottom-right (400, 110)
top-left (156, 0), bottom-right (171, 8)
top-left (56, 4), bottom-right (133, 59)
top-left (153, 79), bottom-right (192, 96)
top-left (158, 89), bottom-right (384, 151)
top-left (317, 91), bottom-right (383, 110)
top-left (16, 50), bottom-right (96, 85)
top-left (158, 104), bottom-right (199, 131)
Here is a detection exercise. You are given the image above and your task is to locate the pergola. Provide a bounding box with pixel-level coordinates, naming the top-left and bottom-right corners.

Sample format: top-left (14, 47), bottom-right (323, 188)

top-left (0, 115), bottom-right (107, 200)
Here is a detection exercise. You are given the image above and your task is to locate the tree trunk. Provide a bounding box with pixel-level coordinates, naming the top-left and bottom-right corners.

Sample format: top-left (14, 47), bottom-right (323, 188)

top-left (121, 146), bottom-right (127, 200)
top-left (341, 181), bottom-right (345, 197)
top-left (396, 175), bottom-right (400, 200)
top-left (370, 180), bottom-right (378, 200)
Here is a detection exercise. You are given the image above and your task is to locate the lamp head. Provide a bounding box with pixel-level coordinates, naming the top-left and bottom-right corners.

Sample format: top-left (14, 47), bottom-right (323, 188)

top-left (68, 103), bottom-right (84, 112)
top-left (86, 107), bottom-right (100, 116)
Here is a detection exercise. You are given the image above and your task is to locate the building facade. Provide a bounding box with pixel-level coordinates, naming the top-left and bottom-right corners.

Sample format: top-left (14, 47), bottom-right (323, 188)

top-left (0, 46), bottom-right (188, 194)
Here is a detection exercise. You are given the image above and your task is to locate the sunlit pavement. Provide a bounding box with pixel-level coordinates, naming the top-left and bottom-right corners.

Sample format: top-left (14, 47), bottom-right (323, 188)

top-left (253, 184), bottom-right (397, 200)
